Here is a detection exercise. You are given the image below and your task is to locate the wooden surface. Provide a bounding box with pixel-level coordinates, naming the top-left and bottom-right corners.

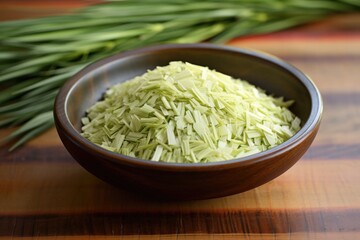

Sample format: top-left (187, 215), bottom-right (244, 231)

top-left (1, 1), bottom-right (360, 239)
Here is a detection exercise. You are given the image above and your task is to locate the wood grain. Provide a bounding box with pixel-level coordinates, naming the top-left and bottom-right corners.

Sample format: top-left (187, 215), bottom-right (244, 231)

top-left (1, 209), bottom-right (359, 235)
top-left (0, 158), bottom-right (360, 214)
top-left (0, 1), bottom-right (360, 239)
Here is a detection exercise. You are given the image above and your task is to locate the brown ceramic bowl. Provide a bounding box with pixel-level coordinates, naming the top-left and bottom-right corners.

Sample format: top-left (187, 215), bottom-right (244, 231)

top-left (54, 44), bottom-right (322, 200)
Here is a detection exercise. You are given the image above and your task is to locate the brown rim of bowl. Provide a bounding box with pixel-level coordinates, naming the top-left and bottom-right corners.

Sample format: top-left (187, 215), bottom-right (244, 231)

top-left (54, 43), bottom-right (323, 172)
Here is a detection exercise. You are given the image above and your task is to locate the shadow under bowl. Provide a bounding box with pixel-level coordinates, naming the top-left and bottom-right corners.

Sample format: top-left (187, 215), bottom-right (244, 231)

top-left (54, 44), bottom-right (322, 200)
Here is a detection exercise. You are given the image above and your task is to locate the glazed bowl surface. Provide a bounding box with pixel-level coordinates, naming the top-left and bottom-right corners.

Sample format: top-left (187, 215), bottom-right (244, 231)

top-left (54, 44), bottom-right (322, 200)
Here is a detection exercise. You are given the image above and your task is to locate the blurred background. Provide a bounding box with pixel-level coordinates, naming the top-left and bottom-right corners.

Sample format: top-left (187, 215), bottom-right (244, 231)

top-left (0, 0), bottom-right (100, 21)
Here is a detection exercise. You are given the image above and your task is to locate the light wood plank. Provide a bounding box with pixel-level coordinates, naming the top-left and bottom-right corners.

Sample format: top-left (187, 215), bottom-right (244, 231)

top-left (0, 159), bottom-right (359, 214)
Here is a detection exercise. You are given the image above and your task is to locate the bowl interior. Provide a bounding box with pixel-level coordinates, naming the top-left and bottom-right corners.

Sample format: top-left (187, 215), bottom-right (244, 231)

top-left (65, 45), bottom-right (312, 135)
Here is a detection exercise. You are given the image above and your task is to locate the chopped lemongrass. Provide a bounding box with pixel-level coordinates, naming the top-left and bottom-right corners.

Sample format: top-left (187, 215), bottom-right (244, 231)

top-left (166, 120), bottom-right (178, 146)
top-left (151, 145), bottom-right (163, 161)
top-left (81, 61), bottom-right (301, 163)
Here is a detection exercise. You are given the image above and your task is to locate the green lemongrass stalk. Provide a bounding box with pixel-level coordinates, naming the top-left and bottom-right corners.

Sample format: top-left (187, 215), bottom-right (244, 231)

top-left (0, 0), bottom-right (359, 150)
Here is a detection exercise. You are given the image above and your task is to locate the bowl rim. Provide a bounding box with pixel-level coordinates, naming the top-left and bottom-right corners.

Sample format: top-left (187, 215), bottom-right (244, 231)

top-left (54, 43), bottom-right (323, 171)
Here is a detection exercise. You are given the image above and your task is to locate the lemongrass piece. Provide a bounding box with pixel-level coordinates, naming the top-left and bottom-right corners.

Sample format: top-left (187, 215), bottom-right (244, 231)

top-left (81, 61), bottom-right (301, 163)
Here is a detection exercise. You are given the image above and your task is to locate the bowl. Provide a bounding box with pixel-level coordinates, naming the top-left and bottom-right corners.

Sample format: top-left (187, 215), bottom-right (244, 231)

top-left (54, 43), bottom-right (322, 200)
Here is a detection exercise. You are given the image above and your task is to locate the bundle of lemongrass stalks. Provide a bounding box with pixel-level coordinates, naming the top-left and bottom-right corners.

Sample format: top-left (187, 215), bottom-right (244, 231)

top-left (0, 0), bottom-right (359, 150)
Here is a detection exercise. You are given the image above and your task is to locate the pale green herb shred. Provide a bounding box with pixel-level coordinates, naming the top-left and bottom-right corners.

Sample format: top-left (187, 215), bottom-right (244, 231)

top-left (81, 61), bottom-right (301, 163)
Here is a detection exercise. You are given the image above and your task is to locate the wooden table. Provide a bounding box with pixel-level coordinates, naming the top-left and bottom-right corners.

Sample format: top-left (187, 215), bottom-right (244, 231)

top-left (1, 2), bottom-right (360, 239)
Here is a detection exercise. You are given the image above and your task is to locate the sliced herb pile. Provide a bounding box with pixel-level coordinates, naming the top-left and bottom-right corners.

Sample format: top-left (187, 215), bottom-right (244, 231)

top-left (81, 62), bottom-right (301, 162)
top-left (0, 0), bottom-right (359, 150)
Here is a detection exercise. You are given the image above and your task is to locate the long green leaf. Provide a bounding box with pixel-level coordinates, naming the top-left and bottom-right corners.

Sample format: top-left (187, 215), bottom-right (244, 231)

top-left (3, 111), bottom-right (53, 141)
top-left (9, 120), bottom-right (54, 151)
